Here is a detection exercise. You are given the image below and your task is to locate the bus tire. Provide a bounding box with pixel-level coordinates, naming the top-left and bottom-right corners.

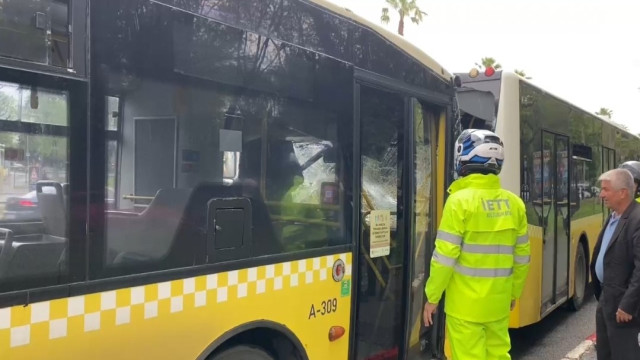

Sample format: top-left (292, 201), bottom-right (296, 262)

top-left (568, 243), bottom-right (587, 311)
top-left (210, 345), bottom-right (275, 360)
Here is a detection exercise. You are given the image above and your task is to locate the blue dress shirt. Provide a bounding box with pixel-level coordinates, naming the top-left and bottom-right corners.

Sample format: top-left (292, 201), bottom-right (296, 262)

top-left (595, 212), bottom-right (621, 283)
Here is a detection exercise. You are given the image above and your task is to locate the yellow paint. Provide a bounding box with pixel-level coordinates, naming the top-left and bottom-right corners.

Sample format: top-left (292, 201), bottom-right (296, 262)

top-left (569, 213), bottom-right (603, 287)
top-left (437, 112), bottom-right (453, 360)
top-left (444, 324), bottom-right (452, 359)
top-left (0, 254), bottom-right (352, 359)
top-left (509, 224), bottom-right (543, 327)
top-left (436, 112), bottom-right (446, 227)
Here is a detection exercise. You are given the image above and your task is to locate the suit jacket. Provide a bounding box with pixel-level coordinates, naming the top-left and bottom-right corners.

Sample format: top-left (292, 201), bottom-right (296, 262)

top-left (590, 201), bottom-right (640, 318)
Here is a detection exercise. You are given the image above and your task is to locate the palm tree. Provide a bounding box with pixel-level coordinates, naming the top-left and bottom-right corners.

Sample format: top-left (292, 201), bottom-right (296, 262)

top-left (514, 69), bottom-right (532, 79)
top-left (475, 57), bottom-right (502, 71)
top-left (381, 0), bottom-right (427, 36)
top-left (595, 107), bottom-right (613, 120)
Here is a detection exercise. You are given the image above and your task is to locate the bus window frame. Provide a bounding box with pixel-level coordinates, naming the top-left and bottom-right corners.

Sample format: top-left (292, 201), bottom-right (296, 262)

top-left (0, 65), bottom-right (89, 303)
top-left (0, 0), bottom-right (88, 78)
top-left (105, 95), bottom-right (122, 209)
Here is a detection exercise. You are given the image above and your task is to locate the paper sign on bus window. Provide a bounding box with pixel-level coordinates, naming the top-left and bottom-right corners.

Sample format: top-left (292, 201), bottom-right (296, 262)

top-left (370, 210), bottom-right (391, 258)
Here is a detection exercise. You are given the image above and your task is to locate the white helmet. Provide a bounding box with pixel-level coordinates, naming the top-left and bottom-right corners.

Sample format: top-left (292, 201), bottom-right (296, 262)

top-left (454, 129), bottom-right (504, 177)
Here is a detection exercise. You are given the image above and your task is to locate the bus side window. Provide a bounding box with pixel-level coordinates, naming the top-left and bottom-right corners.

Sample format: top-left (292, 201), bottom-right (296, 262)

top-left (95, 4), bottom-right (352, 278)
top-left (0, 80), bottom-right (71, 292)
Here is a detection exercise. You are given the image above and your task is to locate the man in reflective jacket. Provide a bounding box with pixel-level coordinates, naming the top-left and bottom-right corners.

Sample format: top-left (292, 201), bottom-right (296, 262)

top-left (423, 129), bottom-right (530, 360)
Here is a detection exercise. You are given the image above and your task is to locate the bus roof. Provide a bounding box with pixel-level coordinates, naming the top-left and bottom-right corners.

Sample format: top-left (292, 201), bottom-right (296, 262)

top-left (308, 0), bottom-right (452, 81)
top-left (514, 72), bottom-right (639, 139)
top-left (595, 114), bottom-right (640, 139)
top-left (459, 70), bottom-right (639, 140)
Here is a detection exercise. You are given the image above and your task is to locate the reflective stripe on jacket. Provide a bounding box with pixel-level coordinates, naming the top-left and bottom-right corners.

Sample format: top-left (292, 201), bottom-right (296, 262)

top-left (425, 173), bottom-right (530, 322)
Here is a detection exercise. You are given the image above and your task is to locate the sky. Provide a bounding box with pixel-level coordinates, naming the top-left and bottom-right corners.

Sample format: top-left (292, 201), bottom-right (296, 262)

top-left (325, 0), bottom-right (640, 134)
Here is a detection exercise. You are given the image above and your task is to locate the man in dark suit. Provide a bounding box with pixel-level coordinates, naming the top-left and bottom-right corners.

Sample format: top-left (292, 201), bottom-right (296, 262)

top-left (590, 168), bottom-right (640, 359)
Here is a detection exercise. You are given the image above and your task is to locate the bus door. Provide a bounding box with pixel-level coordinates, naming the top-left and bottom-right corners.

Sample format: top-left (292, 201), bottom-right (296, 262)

top-left (540, 131), bottom-right (571, 314)
top-left (353, 82), bottom-right (442, 360)
top-left (131, 117), bottom-right (177, 210)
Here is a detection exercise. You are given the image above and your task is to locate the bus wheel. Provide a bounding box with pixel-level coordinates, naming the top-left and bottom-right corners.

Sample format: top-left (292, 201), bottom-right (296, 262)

top-left (568, 244), bottom-right (587, 311)
top-left (210, 345), bottom-right (275, 360)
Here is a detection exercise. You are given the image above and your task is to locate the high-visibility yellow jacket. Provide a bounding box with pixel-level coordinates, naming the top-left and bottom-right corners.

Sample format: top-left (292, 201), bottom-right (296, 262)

top-left (425, 173), bottom-right (530, 323)
top-left (280, 175), bottom-right (327, 251)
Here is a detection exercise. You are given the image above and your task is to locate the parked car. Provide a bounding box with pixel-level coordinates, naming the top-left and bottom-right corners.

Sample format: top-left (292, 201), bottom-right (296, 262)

top-left (3, 186), bottom-right (117, 221)
top-left (3, 187), bottom-right (56, 221)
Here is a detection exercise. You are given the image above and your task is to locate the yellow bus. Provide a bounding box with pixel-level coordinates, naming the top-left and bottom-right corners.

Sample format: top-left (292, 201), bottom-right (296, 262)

top-left (0, 0), bottom-right (458, 359)
top-left (456, 69), bottom-right (640, 328)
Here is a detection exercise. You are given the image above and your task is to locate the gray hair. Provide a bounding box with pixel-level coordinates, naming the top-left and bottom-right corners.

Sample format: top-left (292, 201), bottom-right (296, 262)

top-left (599, 168), bottom-right (635, 194)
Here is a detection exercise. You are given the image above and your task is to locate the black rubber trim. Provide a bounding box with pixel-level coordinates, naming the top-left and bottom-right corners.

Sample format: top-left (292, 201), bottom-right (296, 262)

top-left (196, 320), bottom-right (309, 360)
top-left (0, 245), bottom-right (352, 308)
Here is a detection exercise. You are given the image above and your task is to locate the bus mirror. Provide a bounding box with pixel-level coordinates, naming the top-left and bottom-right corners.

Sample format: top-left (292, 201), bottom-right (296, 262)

top-left (454, 75), bottom-right (462, 87)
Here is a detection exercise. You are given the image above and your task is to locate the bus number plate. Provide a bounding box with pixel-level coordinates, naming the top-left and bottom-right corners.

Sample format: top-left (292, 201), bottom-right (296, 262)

top-left (308, 298), bottom-right (338, 319)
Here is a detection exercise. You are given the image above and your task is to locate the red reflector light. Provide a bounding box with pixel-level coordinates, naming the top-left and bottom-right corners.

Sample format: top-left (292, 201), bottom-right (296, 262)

top-left (19, 200), bottom-right (36, 207)
top-left (364, 347), bottom-right (399, 360)
top-left (485, 66), bottom-right (495, 77)
top-left (328, 326), bottom-right (345, 342)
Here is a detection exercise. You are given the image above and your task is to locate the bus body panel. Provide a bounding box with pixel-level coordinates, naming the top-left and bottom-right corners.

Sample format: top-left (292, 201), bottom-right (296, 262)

top-left (0, 1), bottom-right (456, 359)
top-left (0, 253), bottom-right (352, 359)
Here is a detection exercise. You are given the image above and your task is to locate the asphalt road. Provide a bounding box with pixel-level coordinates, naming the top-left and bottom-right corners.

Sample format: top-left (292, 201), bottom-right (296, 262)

top-left (510, 293), bottom-right (597, 360)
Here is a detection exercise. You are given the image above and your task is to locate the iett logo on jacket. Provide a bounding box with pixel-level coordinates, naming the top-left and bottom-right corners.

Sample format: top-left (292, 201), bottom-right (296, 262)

top-left (481, 198), bottom-right (512, 218)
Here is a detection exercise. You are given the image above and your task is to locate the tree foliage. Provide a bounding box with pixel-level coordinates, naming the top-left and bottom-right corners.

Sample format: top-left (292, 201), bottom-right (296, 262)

top-left (380, 0), bottom-right (427, 36)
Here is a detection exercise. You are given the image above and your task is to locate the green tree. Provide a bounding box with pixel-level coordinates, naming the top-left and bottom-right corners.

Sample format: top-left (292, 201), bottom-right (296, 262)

top-left (595, 107), bottom-right (613, 119)
top-left (20, 89), bottom-right (68, 126)
top-left (0, 89), bottom-right (19, 152)
top-left (475, 57), bottom-right (502, 71)
top-left (0, 86), bottom-right (19, 120)
top-left (380, 0), bottom-right (427, 36)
